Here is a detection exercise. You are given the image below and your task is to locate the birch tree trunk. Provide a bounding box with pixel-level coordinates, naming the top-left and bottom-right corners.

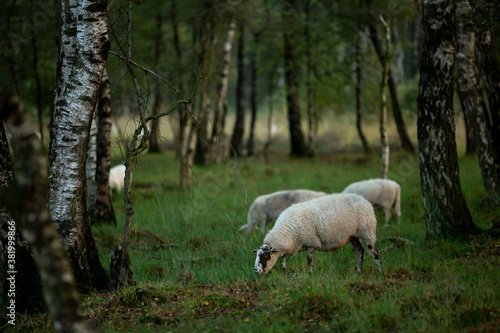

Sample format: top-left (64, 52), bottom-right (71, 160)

top-left (1, 91), bottom-right (92, 332)
top-left (49, 0), bottom-right (109, 290)
top-left (417, 0), bottom-right (479, 240)
top-left (379, 16), bottom-right (390, 180)
top-left (456, 0), bottom-right (500, 204)
top-left (230, 24), bottom-right (246, 157)
top-left (283, 0), bottom-right (307, 157)
top-left (473, 1), bottom-right (500, 151)
top-left (89, 69), bottom-right (116, 225)
top-left (365, 2), bottom-right (415, 153)
top-left (211, 17), bottom-right (236, 161)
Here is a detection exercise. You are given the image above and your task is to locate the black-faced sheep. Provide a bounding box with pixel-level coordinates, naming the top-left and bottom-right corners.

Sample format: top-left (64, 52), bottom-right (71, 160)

top-left (253, 193), bottom-right (383, 275)
top-left (342, 178), bottom-right (401, 226)
top-left (240, 189), bottom-right (327, 234)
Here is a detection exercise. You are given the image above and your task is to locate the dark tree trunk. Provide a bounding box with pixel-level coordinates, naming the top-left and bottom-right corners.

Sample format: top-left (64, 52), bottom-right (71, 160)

top-left (417, 0), bottom-right (479, 240)
top-left (149, 10), bottom-right (164, 153)
top-left (473, 1), bottom-right (500, 151)
top-left (246, 32), bottom-right (258, 156)
top-left (304, 0), bottom-right (316, 156)
top-left (355, 0), bottom-right (370, 154)
top-left (366, 15), bottom-right (415, 153)
top-left (283, 0), bottom-right (307, 157)
top-left (194, 16), bottom-right (215, 166)
top-left (1, 90), bottom-right (92, 332)
top-left (89, 70), bottom-right (116, 225)
top-left (456, 0), bottom-right (500, 204)
top-left (171, 0), bottom-right (189, 162)
top-left (230, 24), bottom-right (246, 157)
top-left (49, 0), bottom-right (109, 291)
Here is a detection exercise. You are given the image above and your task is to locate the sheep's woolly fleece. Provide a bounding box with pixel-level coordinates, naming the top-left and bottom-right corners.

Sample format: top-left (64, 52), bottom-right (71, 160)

top-left (254, 193), bottom-right (382, 274)
top-left (241, 189), bottom-right (327, 233)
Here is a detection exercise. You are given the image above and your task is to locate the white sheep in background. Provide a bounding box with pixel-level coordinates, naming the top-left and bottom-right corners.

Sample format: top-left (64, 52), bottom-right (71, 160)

top-left (342, 178), bottom-right (401, 226)
top-left (109, 164), bottom-right (127, 194)
top-left (253, 193), bottom-right (383, 275)
top-left (239, 189), bottom-right (327, 234)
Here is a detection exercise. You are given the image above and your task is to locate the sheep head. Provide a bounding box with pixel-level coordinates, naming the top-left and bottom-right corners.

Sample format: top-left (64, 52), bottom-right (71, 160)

top-left (253, 244), bottom-right (280, 275)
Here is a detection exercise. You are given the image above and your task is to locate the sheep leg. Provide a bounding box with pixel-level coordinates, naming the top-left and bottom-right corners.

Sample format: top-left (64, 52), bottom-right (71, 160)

top-left (281, 255), bottom-right (286, 272)
top-left (260, 219), bottom-right (266, 233)
top-left (350, 237), bottom-right (364, 272)
top-left (307, 248), bottom-right (314, 273)
top-left (383, 207), bottom-right (391, 226)
top-left (367, 244), bottom-right (384, 274)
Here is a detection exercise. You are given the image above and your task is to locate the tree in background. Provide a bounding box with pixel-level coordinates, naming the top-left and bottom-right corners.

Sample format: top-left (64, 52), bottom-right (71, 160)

top-left (149, 11), bottom-right (164, 154)
top-left (49, 0), bottom-right (109, 290)
top-left (417, 0), bottom-right (479, 240)
top-left (354, 0), bottom-right (370, 154)
top-left (283, 0), bottom-right (307, 157)
top-left (211, 16), bottom-right (236, 161)
top-left (379, 16), bottom-right (390, 179)
top-left (230, 23), bottom-right (246, 157)
top-left (366, 0), bottom-right (415, 153)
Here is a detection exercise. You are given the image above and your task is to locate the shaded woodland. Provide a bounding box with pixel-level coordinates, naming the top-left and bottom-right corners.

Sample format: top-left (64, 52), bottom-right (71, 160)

top-left (0, 0), bottom-right (500, 331)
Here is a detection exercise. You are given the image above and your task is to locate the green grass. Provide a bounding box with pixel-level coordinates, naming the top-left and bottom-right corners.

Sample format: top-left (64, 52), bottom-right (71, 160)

top-left (11, 149), bottom-right (499, 332)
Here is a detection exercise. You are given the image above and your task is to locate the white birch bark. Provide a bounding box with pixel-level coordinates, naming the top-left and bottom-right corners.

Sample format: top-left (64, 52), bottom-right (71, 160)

top-left (49, 0), bottom-right (109, 289)
top-left (417, 0), bottom-right (477, 239)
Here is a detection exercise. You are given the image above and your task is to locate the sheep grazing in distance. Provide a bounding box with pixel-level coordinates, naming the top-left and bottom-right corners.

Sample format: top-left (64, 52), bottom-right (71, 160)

top-left (109, 164), bottom-right (128, 194)
top-left (342, 178), bottom-right (401, 226)
top-left (240, 189), bottom-right (327, 234)
top-left (253, 193), bottom-right (383, 275)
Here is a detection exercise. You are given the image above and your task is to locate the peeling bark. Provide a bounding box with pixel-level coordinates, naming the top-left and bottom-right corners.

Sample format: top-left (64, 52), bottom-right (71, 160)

top-left (49, 0), bottom-right (109, 290)
top-left (417, 0), bottom-right (479, 240)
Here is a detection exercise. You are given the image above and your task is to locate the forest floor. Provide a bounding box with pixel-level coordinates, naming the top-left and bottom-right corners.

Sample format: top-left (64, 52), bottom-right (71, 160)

top-left (9, 146), bottom-right (500, 332)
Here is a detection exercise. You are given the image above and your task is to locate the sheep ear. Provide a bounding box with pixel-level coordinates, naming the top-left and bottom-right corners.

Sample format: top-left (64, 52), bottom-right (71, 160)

top-left (253, 249), bottom-right (259, 253)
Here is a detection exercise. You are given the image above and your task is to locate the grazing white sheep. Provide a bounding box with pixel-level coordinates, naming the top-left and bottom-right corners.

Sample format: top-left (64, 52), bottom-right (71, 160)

top-left (240, 189), bottom-right (327, 234)
top-left (342, 178), bottom-right (401, 226)
top-left (109, 164), bottom-right (127, 193)
top-left (253, 193), bottom-right (383, 275)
